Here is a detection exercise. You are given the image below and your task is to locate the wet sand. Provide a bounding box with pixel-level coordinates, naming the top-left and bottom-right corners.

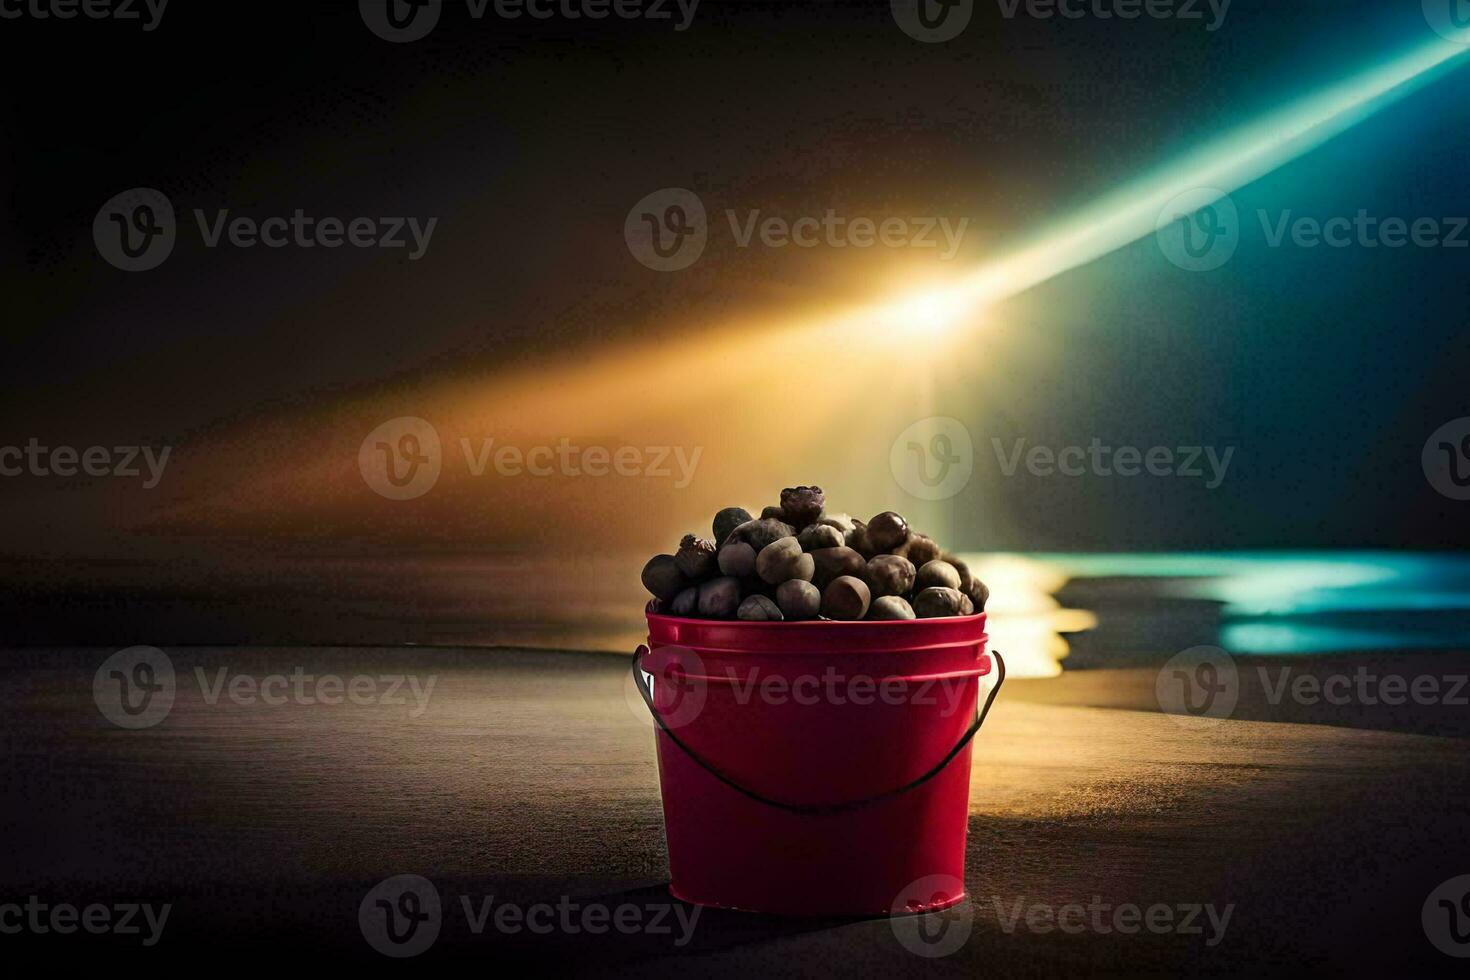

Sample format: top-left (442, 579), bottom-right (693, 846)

top-left (2, 646), bottom-right (1467, 973)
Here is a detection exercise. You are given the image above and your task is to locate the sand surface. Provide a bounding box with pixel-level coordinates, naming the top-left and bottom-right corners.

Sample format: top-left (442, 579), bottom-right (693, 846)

top-left (2, 646), bottom-right (1467, 973)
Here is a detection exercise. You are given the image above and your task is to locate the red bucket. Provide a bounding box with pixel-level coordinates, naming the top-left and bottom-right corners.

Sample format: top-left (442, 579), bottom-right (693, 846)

top-left (633, 608), bottom-right (1003, 917)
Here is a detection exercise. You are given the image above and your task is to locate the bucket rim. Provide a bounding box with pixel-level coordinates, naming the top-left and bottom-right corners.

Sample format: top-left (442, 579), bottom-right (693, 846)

top-left (647, 599), bottom-right (986, 629)
top-left (646, 608), bottom-right (987, 628)
top-left (645, 603), bottom-right (989, 654)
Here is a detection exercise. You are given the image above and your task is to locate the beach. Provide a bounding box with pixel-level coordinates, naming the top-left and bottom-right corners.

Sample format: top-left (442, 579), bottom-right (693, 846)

top-left (4, 644), bottom-right (1467, 973)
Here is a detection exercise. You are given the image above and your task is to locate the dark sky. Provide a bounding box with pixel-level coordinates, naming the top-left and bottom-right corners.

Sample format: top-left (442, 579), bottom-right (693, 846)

top-left (1, 0), bottom-right (1468, 570)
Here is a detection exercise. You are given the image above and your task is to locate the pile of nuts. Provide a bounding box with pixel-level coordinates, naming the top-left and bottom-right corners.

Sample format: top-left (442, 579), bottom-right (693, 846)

top-left (640, 486), bottom-right (989, 622)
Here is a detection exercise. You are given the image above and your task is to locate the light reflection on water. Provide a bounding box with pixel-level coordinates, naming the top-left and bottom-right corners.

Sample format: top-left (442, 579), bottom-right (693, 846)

top-left (956, 554), bottom-right (1095, 679)
top-left (980, 552), bottom-right (1470, 678)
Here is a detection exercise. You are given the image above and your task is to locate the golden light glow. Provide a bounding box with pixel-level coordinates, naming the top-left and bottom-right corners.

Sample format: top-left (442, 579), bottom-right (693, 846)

top-left (960, 553), bottom-right (1098, 678)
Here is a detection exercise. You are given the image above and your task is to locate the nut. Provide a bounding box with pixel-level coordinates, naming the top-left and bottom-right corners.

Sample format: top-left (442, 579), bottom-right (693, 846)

top-left (959, 593), bottom-right (975, 616)
top-left (779, 486), bottom-right (825, 528)
top-left (894, 534), bottom-right (942, 567)
top-left (717, 541), bottom-right (757, 578)
top-left (640, 555), bottom-right (689, 601)
top-left (867, 511), bottom-right (909, 552)
top-left (864, 554), bottom-right (916, 598)
top-left (915, 559), bottom-right (962, 592)
top-left (797, 523), bottom-right (844, 552)
top-left (713, 507), bottom-right (754, 546)
top-left (669, 586), bottom-right (699, 617)
top-left (756, 537), bottom-right (815, 585)
top-left (845, 520), bottom-right (878, 559)
top-left (776, 579), bottom-right (821, 621)
top-left (821, 575), bottom-right (871, 621)
top-left (912, 586), bottom-right (966, 619)
top-left (760, 505), bottom-right (787, 521)
top-left (817, 513), bottom-right (856, 537)
top-left (737, 595), bottom-right (784, 621)
top-left (811, 546), bottom-right (867, 590)
top-left (946, 554), bottom-right (975, 594)
top-left (726, 518), bottom-right (795, 552)
top-left (968, 579), bottom-right (990, 612)
top-left (868, 595), bottom-right (916, 621)
top-left (674, 534), bottom-right (718, 581)
top-left (697, 577), bottom-right (743, 618)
